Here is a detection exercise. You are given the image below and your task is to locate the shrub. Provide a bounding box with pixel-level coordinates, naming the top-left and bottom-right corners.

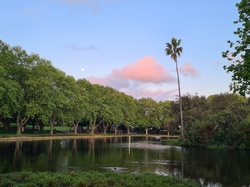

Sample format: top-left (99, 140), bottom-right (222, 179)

top-left (0, 171), bottom-right (200, 187)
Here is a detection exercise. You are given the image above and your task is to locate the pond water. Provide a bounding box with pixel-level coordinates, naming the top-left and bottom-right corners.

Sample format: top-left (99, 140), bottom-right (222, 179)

top-left (0, 136), bottom-right (250, 187)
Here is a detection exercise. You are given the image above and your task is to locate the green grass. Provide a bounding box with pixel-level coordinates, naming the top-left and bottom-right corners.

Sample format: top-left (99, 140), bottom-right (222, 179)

top-left (43, 125), bottom-right (72, 132)
top-left (207, 145), bottom-right (223, 149)
top-left (0, 171), bottom-right (200, 187)
top-left (0, 123), bottom-right (73, 136)
top-left (161, 138), bottom-right (182, 146)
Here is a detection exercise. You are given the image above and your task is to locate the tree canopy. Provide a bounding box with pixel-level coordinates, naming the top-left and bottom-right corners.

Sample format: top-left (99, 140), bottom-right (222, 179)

top-left (223, 0), bottom-right (250, 96)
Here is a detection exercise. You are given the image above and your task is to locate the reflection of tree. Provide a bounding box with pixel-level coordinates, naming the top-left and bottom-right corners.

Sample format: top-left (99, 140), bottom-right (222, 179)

top-left (72, 139), bottom-right (78, 154)
top-left (2, 138), bottom-right (250, 187)
top-left (103, 138), bottom-right (107, 143)
top-left (182, 148), bottom-right (250, 187)
top-left (48, 140), bottom-right (53, 157)
top-left (181, 148), bottom-right (184, 178)
top-left (13, 141), bottom-right (23, 165)
top-left (88, 138), bottom-right (95, 160)
top-left (114, 136), bottom-right (118, 143)
top-left (128, 136), bottom-right (131, 155)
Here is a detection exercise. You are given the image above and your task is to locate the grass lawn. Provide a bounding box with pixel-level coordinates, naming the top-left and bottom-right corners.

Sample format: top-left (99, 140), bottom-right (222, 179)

top-left (0, 123), bottom-right (74, 138)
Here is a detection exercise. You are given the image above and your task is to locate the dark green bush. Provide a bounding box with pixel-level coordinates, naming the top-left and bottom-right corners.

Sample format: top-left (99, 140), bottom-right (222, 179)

top-left (0, 171), bottom-right (200, 187)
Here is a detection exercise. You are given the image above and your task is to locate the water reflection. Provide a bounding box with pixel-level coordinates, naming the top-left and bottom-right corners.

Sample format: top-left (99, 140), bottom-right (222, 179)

top-left (0, 137), bottom-right (250, 187)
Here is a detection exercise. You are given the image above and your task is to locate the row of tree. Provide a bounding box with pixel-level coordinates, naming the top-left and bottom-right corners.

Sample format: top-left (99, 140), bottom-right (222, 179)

top-left (0, 40), bottom-right (173, 135)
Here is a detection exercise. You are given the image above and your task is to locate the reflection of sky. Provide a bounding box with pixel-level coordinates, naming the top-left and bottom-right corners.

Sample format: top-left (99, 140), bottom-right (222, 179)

top-left (1, 0), bottom-right (239, 101)
top-left (120, 141), bottom-right (180, 151)
top-left (0, 137), bottom-right (250, 186)
top-left (60, 140), bottom-right (70, 149)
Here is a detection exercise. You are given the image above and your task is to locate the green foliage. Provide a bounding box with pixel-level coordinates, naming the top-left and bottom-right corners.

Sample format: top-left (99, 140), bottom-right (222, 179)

top-left (231, 121), bottom-right (250, 149)
top-left (136, 98), bottom-right (162, 134)
top-left (184, 120), bottom-right (211, 147)
top-left (181, 93), bottom-right (250, 149)
top-left (222, 0), bottom-right (250, 96)
top-left (0, 171), bottom-right (200, 187)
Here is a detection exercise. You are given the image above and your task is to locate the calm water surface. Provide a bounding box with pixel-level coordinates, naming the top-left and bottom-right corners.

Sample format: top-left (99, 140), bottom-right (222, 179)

top-left (0, 136), bottom-right (250, 187)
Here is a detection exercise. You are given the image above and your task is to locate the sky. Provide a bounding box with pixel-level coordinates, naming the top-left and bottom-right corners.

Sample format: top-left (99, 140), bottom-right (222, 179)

top-left (1, 0), bottom-right (240, 101)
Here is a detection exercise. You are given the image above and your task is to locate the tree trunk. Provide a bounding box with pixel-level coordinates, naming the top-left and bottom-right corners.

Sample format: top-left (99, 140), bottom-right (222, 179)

top-left (103, 122), bottom-right (108, 134)
top-left (90, 120), bottom-right (102, 134)
top-left (16, 125), bottom-right (22, 135)
top-left (176, 61), bottom-right (184, 139)
top-left (39, 123), bottom-right (44, 132)
top-left (127, 126), bottom-right (130, 134)
top-left (74, 121), bottom-right (79, 134)
top-left (90, 121), bottom-right (95, 134)
top-left (32, 122), bottom-right (35, 132)
top-left (16, 111), bottom-right (29, 135)
top-left (1, 118), bottom-right (10, 130)
top-left (90, 128), bottom-right (95, 134)
top-left (114, 125), bottom-right (118, 134)
top-left (145, 127), bottom-right (148, 135)
top-left (49, 118), bottom-right (54, 135)
top-left (103, 128), bottom-right (107, 134)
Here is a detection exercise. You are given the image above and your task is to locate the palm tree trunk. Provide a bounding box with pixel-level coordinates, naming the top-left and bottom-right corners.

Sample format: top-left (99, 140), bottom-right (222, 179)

top-left (176, 61), bottom-right (184, 139)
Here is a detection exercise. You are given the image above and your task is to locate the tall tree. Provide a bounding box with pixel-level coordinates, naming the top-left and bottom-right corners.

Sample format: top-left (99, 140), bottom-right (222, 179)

top-left (158, 100), bottom-right (172, 135)
top-left (10, 46), bottom-right (41, 135)
top-left (121, 94), bottom-right (137, 134)
top-left (165, 37), bottom-right (184, 139)
top-left (85, 83), bottom-right (104, 134)
top-left (0, 41), bottom-right (22, 130)
top-left (73, 79), bottom-right (88, 134)
top-left (47, 69), bottom-right (70, 135)
top-left (25, 63), bottom-right (66, 134)
top-left (222, 0), bottom-right (250, 96)
top-left (136, 98), bottom-right (160, 135)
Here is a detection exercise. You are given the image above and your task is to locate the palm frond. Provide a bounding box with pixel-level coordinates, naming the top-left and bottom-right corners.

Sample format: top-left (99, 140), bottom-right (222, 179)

top-left (177, 47), bottom-right (183, 57)
top-left (165, 43), bottom-right (172, 50)
top-left (165, 37), bottom-right (182, 62)
top-left (171, 38), bottom-right (177, 47)
top-left (165, 48), bottom-right (173, 56)
top-left (177, 39), bottom-right (182, 46)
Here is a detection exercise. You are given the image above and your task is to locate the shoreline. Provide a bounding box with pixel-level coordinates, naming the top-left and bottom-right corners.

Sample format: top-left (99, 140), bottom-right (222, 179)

top-left (0, 134), bottom-right (180, 142)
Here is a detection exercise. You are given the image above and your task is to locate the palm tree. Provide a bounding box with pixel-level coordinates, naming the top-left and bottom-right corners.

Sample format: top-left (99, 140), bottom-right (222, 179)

top-left (165, 37), bottom-right (184, 139)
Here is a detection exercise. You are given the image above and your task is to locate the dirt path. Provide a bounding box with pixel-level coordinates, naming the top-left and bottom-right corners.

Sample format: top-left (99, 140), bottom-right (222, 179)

top-left (0, 134), bottom-right (180, 142)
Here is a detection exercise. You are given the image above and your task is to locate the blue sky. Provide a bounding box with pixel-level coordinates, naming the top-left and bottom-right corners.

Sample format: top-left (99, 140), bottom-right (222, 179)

top-left (1, 0), bottom-right (239, 101)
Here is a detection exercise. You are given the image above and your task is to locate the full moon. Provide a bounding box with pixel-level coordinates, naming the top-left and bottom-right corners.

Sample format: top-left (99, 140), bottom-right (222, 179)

top-left (81, 68), bottom-right (84, 72)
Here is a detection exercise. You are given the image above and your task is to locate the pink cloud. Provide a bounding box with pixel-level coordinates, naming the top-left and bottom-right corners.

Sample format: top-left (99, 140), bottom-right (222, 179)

top-left (123, 88), bottom-right (178, 101)
top-left (87, 56), bottom-right (178, 101)
top-left (179, 63), bottom-right (200, 78)
top-left (113, 56), bottom-right (174, 83)
top-left (88, 74), bottom-right (130, 89)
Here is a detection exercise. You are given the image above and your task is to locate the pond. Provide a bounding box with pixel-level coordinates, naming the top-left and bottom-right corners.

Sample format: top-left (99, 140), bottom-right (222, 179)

top-left (0, 136), bottom-right (249, 187)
